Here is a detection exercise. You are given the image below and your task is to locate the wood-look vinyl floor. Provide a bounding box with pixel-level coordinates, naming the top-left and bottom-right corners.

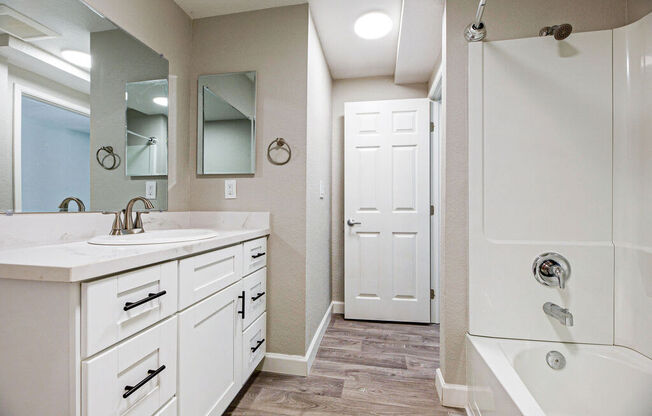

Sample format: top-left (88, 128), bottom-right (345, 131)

top-left (226, 314), bottom-right (464, 416)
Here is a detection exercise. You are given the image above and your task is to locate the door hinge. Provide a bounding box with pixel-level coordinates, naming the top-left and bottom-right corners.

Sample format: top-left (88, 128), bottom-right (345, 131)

top-left (430, 289), bottom-right (435, 300)
top-left (430, 122), bottom-right (435, 132)
top-left (430, 205), bottom-right (435, 216)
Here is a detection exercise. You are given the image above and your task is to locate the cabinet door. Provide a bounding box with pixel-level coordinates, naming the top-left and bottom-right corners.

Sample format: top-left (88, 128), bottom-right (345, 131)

top-left (178, 281), bottom-right (243, 416)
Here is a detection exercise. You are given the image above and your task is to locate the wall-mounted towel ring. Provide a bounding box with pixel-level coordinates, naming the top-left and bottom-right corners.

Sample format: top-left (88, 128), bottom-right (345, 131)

top-left (96, 146), bottom-right (121, 170)
top-left (267, 137), bottom-right (291, 166)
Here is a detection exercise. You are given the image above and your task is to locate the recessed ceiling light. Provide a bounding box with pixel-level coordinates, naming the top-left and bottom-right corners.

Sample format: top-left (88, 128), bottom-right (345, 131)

top-left (61, 50), bottom-right (91, 69)
top-left (354, 12), bottom-right (393, 40)
top-left (153, 97), bottom-right (168, 107)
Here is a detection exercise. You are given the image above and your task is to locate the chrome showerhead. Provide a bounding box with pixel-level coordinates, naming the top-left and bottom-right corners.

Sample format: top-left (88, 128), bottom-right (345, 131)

top-left (539, 23), bottom-right (573, 40)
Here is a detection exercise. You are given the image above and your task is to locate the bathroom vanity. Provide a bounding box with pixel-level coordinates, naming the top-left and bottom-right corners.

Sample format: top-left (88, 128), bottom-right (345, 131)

top-left (0, 212), bottom-right (270, 416)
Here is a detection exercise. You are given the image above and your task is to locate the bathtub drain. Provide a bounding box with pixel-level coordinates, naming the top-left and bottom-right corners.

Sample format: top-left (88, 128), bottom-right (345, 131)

top-left (546, 350), bottom-right (566, 370)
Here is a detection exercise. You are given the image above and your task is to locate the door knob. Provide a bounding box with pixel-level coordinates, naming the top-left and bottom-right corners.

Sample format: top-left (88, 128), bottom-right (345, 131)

top-left (346, 219), bottom-right (361, 226)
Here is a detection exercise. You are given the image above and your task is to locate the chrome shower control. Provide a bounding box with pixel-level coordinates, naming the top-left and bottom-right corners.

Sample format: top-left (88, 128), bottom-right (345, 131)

top-left (533, 253), bottom-right (571, 289)
top-left (546, 351), bottom-right (566, 370)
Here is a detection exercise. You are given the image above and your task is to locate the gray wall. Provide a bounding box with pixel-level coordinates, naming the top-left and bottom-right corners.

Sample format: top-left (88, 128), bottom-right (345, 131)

top-left (189, 5), bottom-right (311, 356)
top-left (90, 29), bottom-right (169, 211)
top-left (439, 0), bottom-right (630, 385)
top-left (305, 11), bottom-right (332, 349)
top-left (330, 76), bottom-right (428, 303)
top-left (126, 109), bottom-right (168, 176)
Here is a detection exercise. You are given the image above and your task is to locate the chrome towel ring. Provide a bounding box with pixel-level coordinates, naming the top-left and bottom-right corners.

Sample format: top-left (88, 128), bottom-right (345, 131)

top-left (267, 137), bottom-right (291, 166)
top-left (96, 146), bottom-right (121, 170)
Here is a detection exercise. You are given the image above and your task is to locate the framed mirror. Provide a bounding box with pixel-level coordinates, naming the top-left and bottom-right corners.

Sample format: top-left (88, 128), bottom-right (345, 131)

top-left (125, 79), bottom-right (169, 177)
top-left (0, 0), bottom-right (169, 213)
top-left (197, 72), bottom-right (256, 175)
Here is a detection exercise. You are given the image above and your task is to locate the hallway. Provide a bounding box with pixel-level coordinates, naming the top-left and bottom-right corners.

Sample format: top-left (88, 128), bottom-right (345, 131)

top-left (226, 314), bottom-right (463, 415)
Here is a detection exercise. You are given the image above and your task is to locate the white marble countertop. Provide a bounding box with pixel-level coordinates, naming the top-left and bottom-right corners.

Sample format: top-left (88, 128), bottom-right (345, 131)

top-left (0, 211), bottom-right (270, 283)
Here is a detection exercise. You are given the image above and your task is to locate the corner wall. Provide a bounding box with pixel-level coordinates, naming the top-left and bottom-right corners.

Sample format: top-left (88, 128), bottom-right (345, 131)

top-left (330, 76), bottom-right (427, 303)
top-left (188, 5), bottom-right (310, 356)
top-left (305, 11), bottom-right (333, 349)
top-left (441, 0), bottom-right (627, 385)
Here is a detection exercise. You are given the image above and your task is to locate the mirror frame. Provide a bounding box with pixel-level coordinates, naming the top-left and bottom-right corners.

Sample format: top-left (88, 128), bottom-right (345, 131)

top-left (196, 71), bottom-right (257, 175)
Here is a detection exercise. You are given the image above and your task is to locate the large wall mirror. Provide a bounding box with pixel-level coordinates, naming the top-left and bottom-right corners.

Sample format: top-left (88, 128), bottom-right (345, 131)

top-left (197, 72), bottom-right (256, 175)
top-left (0, 0), bottom-right (169, 213)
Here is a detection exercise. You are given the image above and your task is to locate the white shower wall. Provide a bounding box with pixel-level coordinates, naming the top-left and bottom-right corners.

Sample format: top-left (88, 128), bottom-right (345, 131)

top-left (468, 31), bottom-right (614, 344)
top-left (613, 12), bottom-right (652, 359)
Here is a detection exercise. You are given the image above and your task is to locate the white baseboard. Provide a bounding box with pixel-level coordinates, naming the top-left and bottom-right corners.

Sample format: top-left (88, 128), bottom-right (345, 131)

top-left (435, 368), bottom-right (469, 409)
top-left (332, 300), bottom-right (344, 314)
top-left (261, 302), bottom-right (333, 376)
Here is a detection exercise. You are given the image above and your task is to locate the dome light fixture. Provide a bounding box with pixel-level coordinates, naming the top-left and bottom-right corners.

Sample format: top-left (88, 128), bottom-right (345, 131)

top-left (354, 12), bottom-right (393, 40)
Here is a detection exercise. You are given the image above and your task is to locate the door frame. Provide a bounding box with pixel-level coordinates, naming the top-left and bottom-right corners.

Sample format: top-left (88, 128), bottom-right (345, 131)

top-left (429, 67), bottom-right (443, 324)
top-left (12, 83), bottom-right (90, 211)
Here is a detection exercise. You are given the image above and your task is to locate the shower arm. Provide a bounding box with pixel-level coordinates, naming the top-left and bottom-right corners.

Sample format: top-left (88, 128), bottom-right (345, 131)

top-left (464, 0), bottom-right (488, 42)
top-left (473, 0), bottom-right (487, 29)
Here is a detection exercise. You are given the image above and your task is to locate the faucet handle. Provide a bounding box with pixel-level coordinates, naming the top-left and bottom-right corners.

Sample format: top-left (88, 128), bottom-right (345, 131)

top-left (134, 210), bottom-right (152, 230)
top-left (103, 211), bottom-right (124, 235)
top-left (533, 253), bottom-right (571, 289)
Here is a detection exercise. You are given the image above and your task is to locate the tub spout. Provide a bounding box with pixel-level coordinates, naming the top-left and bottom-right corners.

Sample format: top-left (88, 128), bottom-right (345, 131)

top-left (543, 302), bottom-right (573, 326)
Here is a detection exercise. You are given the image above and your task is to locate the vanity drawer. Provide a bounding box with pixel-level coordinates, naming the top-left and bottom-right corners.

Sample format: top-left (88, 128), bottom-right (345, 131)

top-left (154, 397), bottom-right (177, 416)
top-left (243, 237), bottom-right (267, 275)
top-left (178, 244), bottom-right (243, 310)
top-left (82, 316), bottom-right (177, 416)
top-left (82, 261), bottom-right (178, 358)
top-left (243, 267), bottom-right (266, 330)
top-left (242, 312), bottom-right (266, 381)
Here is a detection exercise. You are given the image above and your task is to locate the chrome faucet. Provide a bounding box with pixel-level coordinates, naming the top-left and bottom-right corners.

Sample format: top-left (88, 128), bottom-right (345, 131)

top-left (58, 197), bottom-right (86, 212)
top-left (533, 253), bottom-right (571, 289)
top-left (543, 302), bottom-right (573, 326)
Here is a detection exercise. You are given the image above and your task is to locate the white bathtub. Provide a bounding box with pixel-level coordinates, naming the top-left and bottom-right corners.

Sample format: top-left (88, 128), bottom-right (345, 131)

top-left (466, 334), bottom-right (652, 416)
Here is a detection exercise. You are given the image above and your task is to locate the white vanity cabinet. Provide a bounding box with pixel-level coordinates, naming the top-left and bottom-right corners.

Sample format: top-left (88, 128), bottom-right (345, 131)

top-left (0, 234), bottom-right (268, 416)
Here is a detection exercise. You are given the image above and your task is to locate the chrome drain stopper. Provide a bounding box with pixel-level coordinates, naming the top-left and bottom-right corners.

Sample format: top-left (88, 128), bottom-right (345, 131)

top-left (546, 350), bottom-right (566, 370)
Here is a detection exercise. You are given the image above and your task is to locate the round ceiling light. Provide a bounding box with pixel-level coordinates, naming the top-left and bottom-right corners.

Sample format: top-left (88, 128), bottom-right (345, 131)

top-left (61, 50), bottom-right (91, 69)
top-left (153, 97), bottom-right (168, 107)
top-left (354, 12), bottom-right (393, 40)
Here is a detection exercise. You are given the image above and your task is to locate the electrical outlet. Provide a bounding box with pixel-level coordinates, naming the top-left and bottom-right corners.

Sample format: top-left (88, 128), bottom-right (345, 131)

top-left (225, 179), bottom-right (237, 199)
top-left (145, 181), bottom-right (157, 199)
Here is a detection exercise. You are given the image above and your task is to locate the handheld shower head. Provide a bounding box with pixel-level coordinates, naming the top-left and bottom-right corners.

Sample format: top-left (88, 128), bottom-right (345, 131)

top-left (539, 23), bottom-right (573, 40)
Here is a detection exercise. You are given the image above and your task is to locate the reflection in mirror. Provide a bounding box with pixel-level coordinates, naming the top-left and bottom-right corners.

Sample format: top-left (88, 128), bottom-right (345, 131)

top-left (197, 72), bottom-right (256, 175)
top-left (0, 0), bottom-right (169, 213)
top-left (126, 80), bottom-right (169, 177)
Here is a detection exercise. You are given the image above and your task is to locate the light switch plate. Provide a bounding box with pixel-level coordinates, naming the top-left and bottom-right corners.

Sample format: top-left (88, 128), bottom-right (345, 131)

top-left (145, 181), bottom-right (157, 199)
top-left (225, 179), bottom-right (237, 199)
top-left (319, 180), bottom-right (325, 199)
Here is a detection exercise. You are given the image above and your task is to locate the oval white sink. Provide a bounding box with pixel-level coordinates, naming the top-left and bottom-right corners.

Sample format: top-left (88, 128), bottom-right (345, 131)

top-left (88, 229), bottom-right (220, 246)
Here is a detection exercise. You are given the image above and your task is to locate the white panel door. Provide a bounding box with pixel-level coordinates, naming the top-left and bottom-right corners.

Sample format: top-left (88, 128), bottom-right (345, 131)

top-left (344, 98), bottom-right (430, 323)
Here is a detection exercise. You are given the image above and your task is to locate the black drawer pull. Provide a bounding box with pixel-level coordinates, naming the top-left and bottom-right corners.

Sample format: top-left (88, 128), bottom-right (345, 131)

top-left (123, 365), bottom-right (166, 398)
top-left (251, 252), bottom-right (266, 259)
top-left (124, 290), bottom-right (167, 311)
top-left (251, 291), bottom-right (266, 301)
top-left (238, 291), bottom-right (245, 319)
top-left (251, 339), bottom-right (265, 353)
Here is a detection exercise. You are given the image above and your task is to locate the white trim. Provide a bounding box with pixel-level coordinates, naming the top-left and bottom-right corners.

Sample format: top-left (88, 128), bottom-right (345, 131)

top-left (261, 302), bottom-right (333, 376)
top-left (332, 300), bottom-right (344, 314)
top-left (11, 82), bottom-right (90, 212)
top-left (428, 64), bottom-right (443, 100)
top-left (435, 368), bottom-right (469, 409)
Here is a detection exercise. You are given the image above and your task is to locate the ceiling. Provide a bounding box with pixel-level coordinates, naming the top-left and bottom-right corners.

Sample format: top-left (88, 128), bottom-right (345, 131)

top-left (174, 0), bottom-right (442, 83)
top-left (174, 0), bottom-right (306, 19)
